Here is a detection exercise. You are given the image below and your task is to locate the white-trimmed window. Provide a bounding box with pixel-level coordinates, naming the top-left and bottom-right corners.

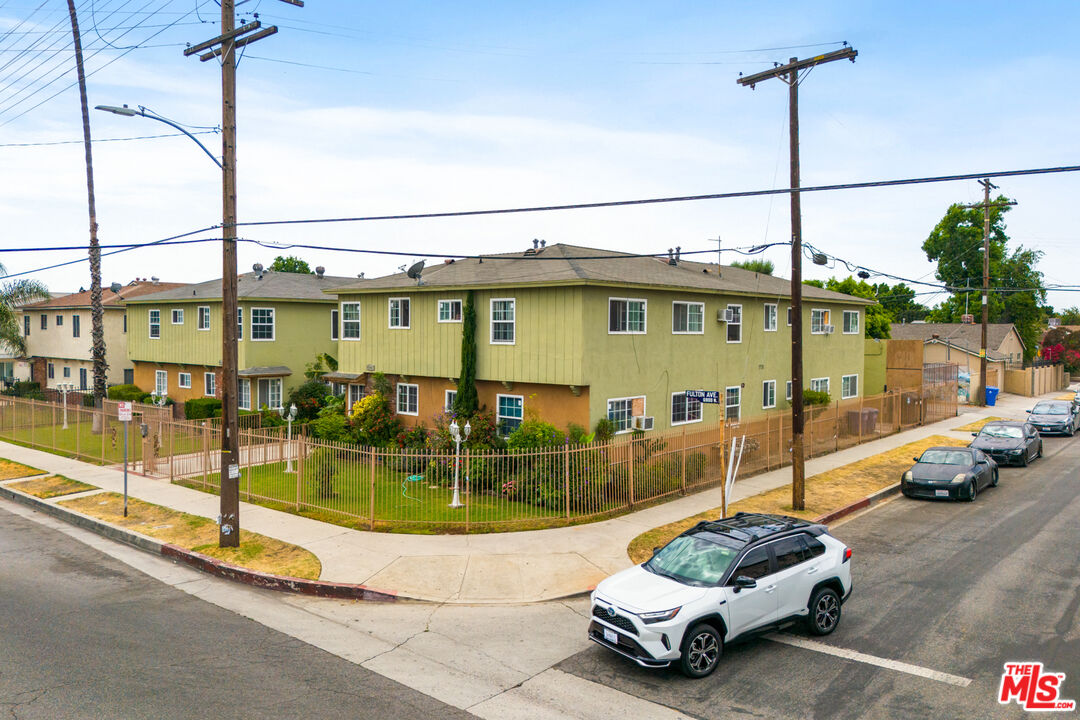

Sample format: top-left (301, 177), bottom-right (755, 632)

top-left (396, 383), bottom-right (419, 416)
top-left (497, 394), bottom-right (524, 435)
top-left (609, 298), bottom-right (647, 334)
top-left (251, 307), bottom-right (275, 341)
top-left (178, 372), bottom-right (192, 389)
top-left (764, 303), bottom-right (778, 332)
top-left (672, 301), bottom-right (704, 334)
top-left (331, 309), bottom-right (339, 340)
top-left (787, 306), bottom-right (793, 326)
top-left (348, 384), bottom-right (365, 409)
top-left (237, 308), bottom-right (243, 341)
top-left (444, 389), bottom-right (457, 412)
top-left (155, 370), bottom-right (167, 396)
top-left (786, 381), bottom-right (793, 401)
top-left (725, 386), bottom-right (741, 421)
top-left (762, 380), bottom-right (776, 409)
top-left (341, 302), bottom-right (360, 340)
top-left (171, 308), bottom-right (184, 325)
top-left (607, 396), bottom-right (645, 434)
top-left (671, 392), bottom-right (702, 425)
top-left (198, 306), bottom-right (211, 330)
top-left (726, 304), bottom-right (742, 343)
top-left (842, 374), bottom-right (858, 399)
top-left (149, 309), bottom-right (161, 339)
top-left (810, 377), bottom-right (830, 394)
top-left (204, 372), bottom-right (216, 397)
top-left (389, 298), bottom-right (410, 329)
top-left (438, 299), bottom-right (462, 323)
top-left (255, 378), bottom-right (283, 410)
top-left (238, 380), bottom-right (251, 410)
top-left (843, 310), bottom-right (860, 334)
top-left (491, 298), bottom-right (515, 344)
top-left (811, 308), bottom-right (830, 334)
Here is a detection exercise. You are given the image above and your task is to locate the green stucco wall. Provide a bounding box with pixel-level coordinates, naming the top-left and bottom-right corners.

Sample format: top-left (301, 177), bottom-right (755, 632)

top-left (863, 338), bottom-right (888, 396)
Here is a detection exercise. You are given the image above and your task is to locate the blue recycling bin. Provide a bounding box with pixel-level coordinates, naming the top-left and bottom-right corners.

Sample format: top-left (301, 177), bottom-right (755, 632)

top-left (985, 386), bottom-right (1000, 406)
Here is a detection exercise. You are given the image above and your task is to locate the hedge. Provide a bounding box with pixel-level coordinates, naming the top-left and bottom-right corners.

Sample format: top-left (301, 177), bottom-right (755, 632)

top-left (184, 397), bottom-right (222, 419)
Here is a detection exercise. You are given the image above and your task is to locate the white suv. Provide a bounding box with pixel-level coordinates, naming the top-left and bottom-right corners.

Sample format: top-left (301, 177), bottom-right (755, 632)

top-left (589, 512), bottom-right (853, 678)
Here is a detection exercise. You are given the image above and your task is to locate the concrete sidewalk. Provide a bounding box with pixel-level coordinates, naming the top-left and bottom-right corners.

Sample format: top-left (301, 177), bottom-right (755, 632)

top-left (0, 386), bottom-right (1066, 604)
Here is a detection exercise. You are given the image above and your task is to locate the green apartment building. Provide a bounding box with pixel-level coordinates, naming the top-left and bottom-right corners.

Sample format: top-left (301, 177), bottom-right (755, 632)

top-left (328, 243), bottom-right (872, 434)
top-left (126, 269), bottom-right (349, 409)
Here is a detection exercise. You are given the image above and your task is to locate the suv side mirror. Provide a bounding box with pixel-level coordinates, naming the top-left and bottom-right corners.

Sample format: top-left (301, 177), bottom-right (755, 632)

top-left (913, 456), bottom-right (920, 462)
top-left (730, 575), bottom-right (757, 593)
top-left (971, 432), bottom-right (978, 437)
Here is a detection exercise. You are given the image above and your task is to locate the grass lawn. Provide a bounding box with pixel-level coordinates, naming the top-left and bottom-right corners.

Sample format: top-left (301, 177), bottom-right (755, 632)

top-left (0, 458), bottom-right (43, 480)
top-left (0, 419), bottom-right (204, 465)
top-left (626, 433), bottom-right (970, 563)
top-left (59, 492), bottom-right (321, 579)
top-left (952, 416), bottom-right (1010, 433)
top-left (8, 475), bottom-right (96, 498)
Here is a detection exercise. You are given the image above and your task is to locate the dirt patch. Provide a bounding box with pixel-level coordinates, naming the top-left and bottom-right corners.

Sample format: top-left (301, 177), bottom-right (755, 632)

top-left (627, 434), bottom-right (970, 564)
top-left (952, 416), bottom-right (1011, 433)
top-left (58, 493), bottom-right (321, 580)
top-left (0, 458), bottom-right (44, 481)
top-left (8, 475), bottom-right (96, 499)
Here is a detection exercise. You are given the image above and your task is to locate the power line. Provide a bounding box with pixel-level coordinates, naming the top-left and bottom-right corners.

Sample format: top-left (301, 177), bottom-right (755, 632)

top-left (0, 128), bottom-right (218, 146)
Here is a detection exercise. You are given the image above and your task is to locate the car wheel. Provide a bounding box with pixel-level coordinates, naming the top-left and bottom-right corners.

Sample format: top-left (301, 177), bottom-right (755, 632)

top-left (1021, 451), bottom-right (1029, 468)
top-left (991, 469), bottom-right (999, 487)
top-left (1037, 442), bottom-right (1043, 458)
top-left (679, 624), bottom-right (722, 679)
top-left (967, 480), bottom-right (977, 502)
top-left (807, 587), bottom-right (842, 636)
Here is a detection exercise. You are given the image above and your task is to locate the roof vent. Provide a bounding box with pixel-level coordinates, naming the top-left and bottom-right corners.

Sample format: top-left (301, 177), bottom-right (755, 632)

top-left (315, 266), bottom-right (325, 278)
top-left (675, 246), bottom-right (681, 262)
top-left (252, 263), bottom-right (264, 279)
top-left (151, 276), bottom-right (159, 284)
top-left (540, 239), bottom-right (546, 248)
top-left (668, 248), bottom-right (676, 266)
top-left (931, 333), bottom-right (940, 339)
top-left (357, 272), bottom-right (365, 279)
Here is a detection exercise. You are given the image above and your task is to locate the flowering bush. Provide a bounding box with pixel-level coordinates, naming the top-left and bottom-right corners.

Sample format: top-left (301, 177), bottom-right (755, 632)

top-left (1043, 343), bottom-right (1064, 363)
top-left (348, 392), bottom-right (401, 446)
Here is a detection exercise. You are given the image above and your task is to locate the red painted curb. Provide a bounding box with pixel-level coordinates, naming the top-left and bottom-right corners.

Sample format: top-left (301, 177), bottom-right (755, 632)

top-left (814, 483), bottom-right (900, 526)
top-left (160, 544), bottom-right (399, 602)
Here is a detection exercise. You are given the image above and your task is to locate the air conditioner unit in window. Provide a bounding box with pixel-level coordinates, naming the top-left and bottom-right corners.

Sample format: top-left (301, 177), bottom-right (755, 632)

top-left (823, 324), bottom-right (835, 334)
top-left (717, 308), bottom-right (735, 323)
top-left (634, 415), bottom-right (654, 431)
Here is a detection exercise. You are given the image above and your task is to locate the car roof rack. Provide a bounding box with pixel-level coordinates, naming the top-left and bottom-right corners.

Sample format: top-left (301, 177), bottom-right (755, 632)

top-left (692, 512), bottom-right (814, 543)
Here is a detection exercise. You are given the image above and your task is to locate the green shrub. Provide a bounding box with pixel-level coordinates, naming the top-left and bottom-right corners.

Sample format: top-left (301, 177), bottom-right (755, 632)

top-left (803, 389), bottom-right (831, 406)
top-left (506, 418), bottom-right (562, 450)
top-left (287, 379), bottom-right (329, 422)
top-left (594, 417), bottom-right (616, 443)
top-left (107, 384), bottom-right (149, 402)
top-left (348, 392), bottom-right (400, 446)
top-left (566, 422), bottom-right (595, 444)
top-left (184, 397), bottom-right (222, 419)
top-left (81, 393), bottom-right (97, 407)
top-left (304, 448), bottom-right (338, 498)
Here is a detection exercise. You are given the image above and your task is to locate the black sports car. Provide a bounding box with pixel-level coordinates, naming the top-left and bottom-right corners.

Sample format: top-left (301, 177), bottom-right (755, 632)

top-left (1026, 401), bottom-right (1080, 436)
top-left (969, 421), bottom-right (1041, 467)
top-left (901, 446), bottom-right (998, 501)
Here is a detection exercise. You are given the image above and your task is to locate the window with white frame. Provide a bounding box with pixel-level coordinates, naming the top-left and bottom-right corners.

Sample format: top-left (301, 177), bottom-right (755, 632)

top-left (198, 306), bottom-right (211, 330)
top-left (497, 395), bottom-right (523, 434)
top-left (237, 307), bottom-right (243, 340)
top-left (762, 380), bottom-right (776, 409)
top-left (348, 384), bottom-right (364, 408)
top-left (609, 298), bottom-right (647, 334)
top-left (238, 380), bottom-right (251, 410)
top-left (810, 377), bottom-right (830, 394)
top-left (842, 374), bottom-right (858, 399)
top-left (171, 308), bottom-right (184, 325)
top-left (251, 308), bottom-right (275, 340)
top-left (725, 386), bottom-right (741, 421)
top-left (764, 303), bottom-right (778, 332)
top-left (330, 309), bottom-right (339, 340)
top-left (255, 378), bottom-right (283, 410)
top-left (149, 309), bottom-right (161, 339)
top-left (607, 396), bottom-right (644, 434)
top-left (204, 372), bottom-right (216, 397)
top-left (341, 302), bottom-right (360, 339)
top-left (811, 308), bottom-right (830, 334)
top-left (155, 370), bottom-right (167, 396)
top-left (672, 301), bottom-right (704, 334)
top-left (396, 383), bottom-right (419, 415)
top-left (491, 298), bottom-right (515, 344)
top-left (438, 299), bottom-right (462, 323)
top-left (389, 298), bottom-right (410, 329)
top-left (786, 380), bottom-right (793, 401)
top-left (72, 315), bottom-right (80, 338)
top-left (726, 304), bottom-right (742, 343)
top-left (671, 392), bottom-right (702, 425)
top-left (56, 315), bottom-right (63, 327)
top-left (444, 389), bottom-right (457, 412)
top-left (178, 372), bottom-right (191, 389)
top-left (843, 310), bottom-right (859, 334)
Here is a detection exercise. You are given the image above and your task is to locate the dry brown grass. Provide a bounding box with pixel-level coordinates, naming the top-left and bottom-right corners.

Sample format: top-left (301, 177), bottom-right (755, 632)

top-left (627, 434), bottom-right (970, 563)
top-left (59, 493), bottom-right (321, 580)
top-left (0, 459), bottom-right (44, 481)
top-left (8, 475), bottom-right (95, 499)
top-left (952, 416), bottom-right (1010, 433)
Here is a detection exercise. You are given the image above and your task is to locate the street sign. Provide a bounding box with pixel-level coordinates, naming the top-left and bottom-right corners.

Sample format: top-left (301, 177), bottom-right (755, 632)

top-left (685, 390), bottom-right (721, 404)
top-left (118, 401), bottom-right (133, 422)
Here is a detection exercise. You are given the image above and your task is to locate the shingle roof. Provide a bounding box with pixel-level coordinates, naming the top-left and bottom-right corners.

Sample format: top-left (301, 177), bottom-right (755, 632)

top-left (23, 280), bottom-right (187, 309)
top-left (889, 322), bottom-right (1022, 360)
top-left (127, 271), bottom-right (353, 303)
top-left (326, 243), bottom-right (873, 304)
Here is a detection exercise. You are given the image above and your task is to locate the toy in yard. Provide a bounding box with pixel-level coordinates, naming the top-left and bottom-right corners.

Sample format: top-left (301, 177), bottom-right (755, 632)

top-left (401, 474), bottom-right (424, 504)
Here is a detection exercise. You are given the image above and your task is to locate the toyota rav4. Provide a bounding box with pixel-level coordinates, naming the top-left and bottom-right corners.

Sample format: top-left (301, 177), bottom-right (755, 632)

top-left (588, 512), bottom-right (852, 678)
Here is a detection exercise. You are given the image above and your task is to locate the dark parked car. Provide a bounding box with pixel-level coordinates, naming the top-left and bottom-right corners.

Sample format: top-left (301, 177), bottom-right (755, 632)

top-left (969, 421), bottom-right (1042, 466)
top-left (1026, 401), bottom-right (1080, 436)
top-left (901, 446), bottom-right (997, 501)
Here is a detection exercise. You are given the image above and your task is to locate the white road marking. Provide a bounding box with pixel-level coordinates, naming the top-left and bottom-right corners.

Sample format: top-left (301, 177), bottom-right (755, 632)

top-left (765, 634), bottom-right (973, 687)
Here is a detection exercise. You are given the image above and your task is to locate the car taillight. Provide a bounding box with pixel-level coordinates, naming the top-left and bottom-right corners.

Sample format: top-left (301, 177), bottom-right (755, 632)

top-left (843, 548), bottom-right (852, 563)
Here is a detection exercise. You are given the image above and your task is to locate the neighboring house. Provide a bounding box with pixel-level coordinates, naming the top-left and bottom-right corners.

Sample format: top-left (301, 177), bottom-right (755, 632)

top-left (889, 322), bottom-right (1025, 397)
top-left (126, 269), bottom-right (349, 408)
top-left (21, 280), bottom-right (185, 390)
top-left (327, 243), bottom-right (872, 434)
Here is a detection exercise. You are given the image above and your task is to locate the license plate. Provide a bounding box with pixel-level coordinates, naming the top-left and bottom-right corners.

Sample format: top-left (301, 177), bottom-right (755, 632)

top-left (935, 489), bottom-right (949, 498)
top-left (603, 628), bottom-right (619, 644)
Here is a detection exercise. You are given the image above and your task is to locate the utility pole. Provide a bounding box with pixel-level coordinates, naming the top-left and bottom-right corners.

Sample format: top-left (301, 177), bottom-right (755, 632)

top-left (186, 0), bottom-right (303, 547)
top-left (738, 45), bottom-right (857, 511)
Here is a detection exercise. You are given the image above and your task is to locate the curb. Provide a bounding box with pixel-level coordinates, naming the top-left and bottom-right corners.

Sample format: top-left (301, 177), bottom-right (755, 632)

top-left (814, 483), bottom-right (901, 526)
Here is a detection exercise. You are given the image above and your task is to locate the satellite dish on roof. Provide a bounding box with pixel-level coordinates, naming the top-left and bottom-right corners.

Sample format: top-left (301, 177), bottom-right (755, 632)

top-left (406, 260), bottom-right (426, 285)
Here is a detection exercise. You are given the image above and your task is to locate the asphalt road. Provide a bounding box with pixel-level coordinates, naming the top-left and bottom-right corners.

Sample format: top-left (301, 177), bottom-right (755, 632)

top-left (0, 507), bottom-right (473, 720)
top-left (559, 432), bottom-right (1080, 719)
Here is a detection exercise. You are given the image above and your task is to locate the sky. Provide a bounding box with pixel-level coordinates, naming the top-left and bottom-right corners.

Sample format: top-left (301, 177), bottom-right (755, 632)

top-left (1, 1), bottom-right (1079, 311)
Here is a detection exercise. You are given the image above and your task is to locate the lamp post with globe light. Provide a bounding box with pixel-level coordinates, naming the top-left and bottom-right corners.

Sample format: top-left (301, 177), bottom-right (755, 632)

top-left (57, 382), bottom-right (75, 430)
top-left (279, 402), bottom-right (298, 473)
top-left (448, 419), bottom-right (471, 508)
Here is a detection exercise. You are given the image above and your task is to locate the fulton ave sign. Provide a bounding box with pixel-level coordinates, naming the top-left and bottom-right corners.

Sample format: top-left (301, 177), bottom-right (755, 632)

top-left (685, 390), bottom-right (720, 404)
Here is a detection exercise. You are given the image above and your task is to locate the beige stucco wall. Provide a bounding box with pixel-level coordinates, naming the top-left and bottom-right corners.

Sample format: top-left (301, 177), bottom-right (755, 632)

top-left (996, 331), bottom-right (1025, 364)
top-left (23, 307), bottom-right (130, 386)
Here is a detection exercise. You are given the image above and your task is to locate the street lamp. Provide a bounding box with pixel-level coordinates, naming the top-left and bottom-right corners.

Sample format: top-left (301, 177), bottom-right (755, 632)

top-left (448, 419), bottom-right (471, 509)
top-left (94, 105), bottom-right (222, 168)
top-left (279, 402), bottom-right (298, 473)
top-left (149, 390), bottom-right (167, 408)
top-left (57, 382), bottom-right (75, 429)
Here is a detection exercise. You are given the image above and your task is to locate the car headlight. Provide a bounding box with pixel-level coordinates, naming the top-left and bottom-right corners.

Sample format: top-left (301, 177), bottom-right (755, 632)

top-left (950, 473), bottom-right (968, 484)
top-left (638, 607), bottom-right (681, 624)
top-left (1009, 448), bottom-right (1023, 454)
top-left (903, 471), bottom-right (913, 481)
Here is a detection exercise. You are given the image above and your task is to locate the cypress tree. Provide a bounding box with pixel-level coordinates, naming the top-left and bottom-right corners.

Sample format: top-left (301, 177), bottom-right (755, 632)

top-left (455, 290), bottom-right (479, 416)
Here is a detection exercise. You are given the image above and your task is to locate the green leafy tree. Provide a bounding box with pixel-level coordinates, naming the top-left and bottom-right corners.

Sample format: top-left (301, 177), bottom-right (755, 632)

top-left (805, 276), bottom-right (890, 339)
top-left (872, 282), bottom-right (929, 324)
top-left (454, 290), bottom-right (479, 416)
top-left (730, 259), bottom-right (774, 275)
top-left (1057, 307), bottom-right (1080, 325)
top-left (268, 255), bottom-right (312, 274)
top-left (0, 266), bottom-right (49, 356)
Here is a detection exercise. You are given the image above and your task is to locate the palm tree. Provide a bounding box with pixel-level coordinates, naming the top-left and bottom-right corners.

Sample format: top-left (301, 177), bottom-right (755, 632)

top-left (0, 265), bottom-right (49, 357)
